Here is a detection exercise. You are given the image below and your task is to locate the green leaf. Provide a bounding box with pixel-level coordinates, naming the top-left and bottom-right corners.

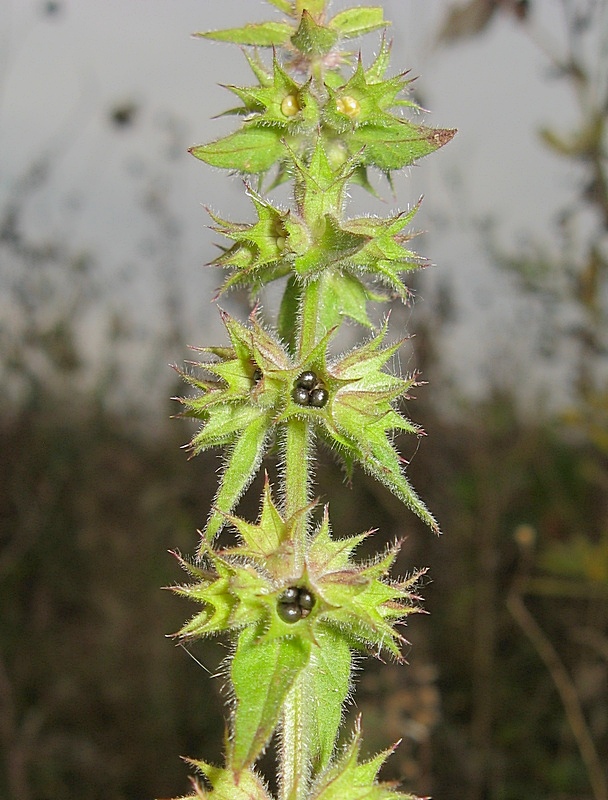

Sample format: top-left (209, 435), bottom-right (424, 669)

top-left (291, 10), bottom-right (338, 56)
top-left (175, 555), bottom-right (239, 638)
top-left (278, 275), bottom-right (302, 354)
top-left (229, 477), bottom-right (286, 558)
top-left (195, 22), bottom-right (293, 47)
top-left (318, 271), bottom-right (374, 330)
top-left (351, 122), bottom-right (456, 170)
top-left (310, 721), bottom-right (413, 800)
top-left (341, 205), bottom-right (423, 296)
top-left (307, 627), bottom-right (352, 772)
top-left (243, 49), bottom-right (274, 88)
top-left (178, 761), bottom-right (273, 800)
top-left (307, 511), bottom-right (369, 573)
top-left (190, 127), bottom-right (284, 173)
top-left (365, 35), bottom-right (392, 83)
top-left (231, 625), bottom-right (311, 770)
top-left (225, 56), bottom-right (321, 131)
top-left (210, 187), bottom-right (288, 270)
top-left (337, 416), bottom-right (439, 534)
top-left (296, 0), bottom-right (326, 16)
top-left (204, 414), bottom-right (270, 543)
top-left (324, 58), bottom-right (417, 137)
top-left (283, 326), bottom-right (441, 534)
top-left (293, 138), bottom-right (356, 225)
top-left (266, 0), bottom-right (293, 12)
top-left (191, 404), bottom-right (262, 448)
top-left (293, 215), bottom-right (369, 278)
top-left (328, 7), bottom-right (388, 39)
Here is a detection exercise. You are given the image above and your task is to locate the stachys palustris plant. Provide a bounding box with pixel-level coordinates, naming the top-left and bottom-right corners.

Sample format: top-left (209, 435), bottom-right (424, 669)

top-left (165, 2), bottom-right (455, 798)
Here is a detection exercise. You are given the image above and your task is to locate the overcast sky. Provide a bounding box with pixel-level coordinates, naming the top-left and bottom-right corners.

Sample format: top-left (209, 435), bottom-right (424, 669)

top-left (1, 0), bottom-right (591, 410)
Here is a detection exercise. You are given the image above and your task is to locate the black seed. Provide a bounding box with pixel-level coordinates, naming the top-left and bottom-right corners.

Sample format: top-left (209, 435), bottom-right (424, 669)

top-left (296, 370), bottom-right (317, 390)
top-left (309, 387), bottom-right (328, 408)
top-left (298, 590), bottom-right (315, 611)
top-left (279, 587), bottom-right (299, 604)
top-left (278, 603), bottom-right (301, 623)
top-left (252, 367), bottom-right (263, 383)
top-left (292, 386), bottom-right (310, 406)
top-left (277, 586), bottom-right (316, 622)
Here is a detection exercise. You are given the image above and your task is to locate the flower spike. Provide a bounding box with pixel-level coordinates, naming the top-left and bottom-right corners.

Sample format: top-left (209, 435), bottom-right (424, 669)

top-left (169, 0), bottom-right (454, 794)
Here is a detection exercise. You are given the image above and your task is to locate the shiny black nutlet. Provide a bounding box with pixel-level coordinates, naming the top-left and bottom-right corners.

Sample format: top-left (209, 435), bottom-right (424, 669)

top-left (292, 386), bottom-right (310, 406)
top-left (309, 387), bottom-right (328, 408)
top-left (277, 586), bottom-right (316, 623)
top-left (296, 370), bottom-right (317, 390)
top-left (277, 603), bottom-right (302, 623)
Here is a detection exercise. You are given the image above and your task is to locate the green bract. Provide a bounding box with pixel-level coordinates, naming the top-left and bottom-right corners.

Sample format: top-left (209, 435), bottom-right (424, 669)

top-left (174, 481), bottom-right (421, 655)
top-left (174, 760), bottom-right (273, 800)
top-left (309, 719), bottom-right (416, 800)
top-left (167, 1), bottom-right (453, 798)
top-left (191, 17), bottom-right (455, 183)
top-left (172, 482), bottom-right (422, 773)
top-left (209, 144), bottom-right (425, 327)
top-left (176, 313), bottom-right (436, 542)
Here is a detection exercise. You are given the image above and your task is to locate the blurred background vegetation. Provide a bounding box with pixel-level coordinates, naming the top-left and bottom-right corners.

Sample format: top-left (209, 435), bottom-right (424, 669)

top-left (1, 1), bottom-right (607, 799)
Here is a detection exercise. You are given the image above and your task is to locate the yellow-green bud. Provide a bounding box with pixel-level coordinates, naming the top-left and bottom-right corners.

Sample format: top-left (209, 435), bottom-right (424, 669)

top-left (280, 94), bottom-right (300, 117)
top-left (336, 95), bottom-right (361, 118)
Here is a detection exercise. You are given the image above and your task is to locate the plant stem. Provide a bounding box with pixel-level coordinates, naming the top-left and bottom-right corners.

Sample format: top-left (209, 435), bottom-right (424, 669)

top-left (280, 672), bottom-right (311, 800)
top-left (279, 272), bottom-right (323, 798)
top-left (283, 418), bottom-right (311, 567)
top-left (284, 274), bottom-right (322, 547)
top-left (298, 277), bottom-right (322, 359)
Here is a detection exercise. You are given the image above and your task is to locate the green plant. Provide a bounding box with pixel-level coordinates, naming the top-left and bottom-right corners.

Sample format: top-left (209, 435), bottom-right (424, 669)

top-left (168, 3), bottom-right (454, 798)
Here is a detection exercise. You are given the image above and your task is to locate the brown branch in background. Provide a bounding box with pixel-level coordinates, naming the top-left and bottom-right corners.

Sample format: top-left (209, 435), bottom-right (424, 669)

top-left (0, 654), bottom-right (31, 800)
top-left (572, 628), bottom-right (608, 664)
top-left (507, 589), bottom-right (608, 800)
top-left (437, 0), bottom-right (528, 44)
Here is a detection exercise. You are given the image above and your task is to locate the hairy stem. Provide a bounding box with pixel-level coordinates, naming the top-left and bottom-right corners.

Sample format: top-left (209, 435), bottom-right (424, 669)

top-left (298, 278), bottom-right (322, 359)
top-left (279, 270), bottom-right (323, 794)
top-left (283, 418), bottom-right (311, 569)
top-left (280, 672), bottom-right (312, 800)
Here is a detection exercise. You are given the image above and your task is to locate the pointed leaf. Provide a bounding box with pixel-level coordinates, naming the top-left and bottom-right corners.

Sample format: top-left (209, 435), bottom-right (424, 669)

top-left (278, 275), bottom-right (302, 355)
top-left (204, 414), bottom-right (271, 543)
top-left (292, 138), bottom-right (356, 224)
top-left (308, 510), bottom-right (368, 573)
top-left (196, 22), bottom-right (293, 47)
top-left (307, 627), bottom-right (352, 772)
top-left (243, 49), bottom-right (274, 87)
top-left (319, 271), bottom-right (374, 330)
top-left (190, 128), bottom-right (284, 173)
top-left (352, 123), bottom-right (456, 170)
top-left (266, 0), bottom-right (292, 12)
top-left (231, 625), bottom-right (311, 770)
top-left (191, 404), bottom-right (262, 448)
top-left (293, 216), bottom-right (369, 277)
top-left (291, 10), bottom-right (338, 56)
top-left (328, 7), bottom-right (388, 38)
top-left (340, 420), bottom-right (439, 534)
top-left (310, 723), bottom-right (412, 800)
top-left (225, 476), bottom-right (290, 559)
top-left (181, 761), bottom-right (273, 800)
top-left (296, 0), bottom-right (326, 16)
top-left (365, 35), bottom-right (392, 83)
